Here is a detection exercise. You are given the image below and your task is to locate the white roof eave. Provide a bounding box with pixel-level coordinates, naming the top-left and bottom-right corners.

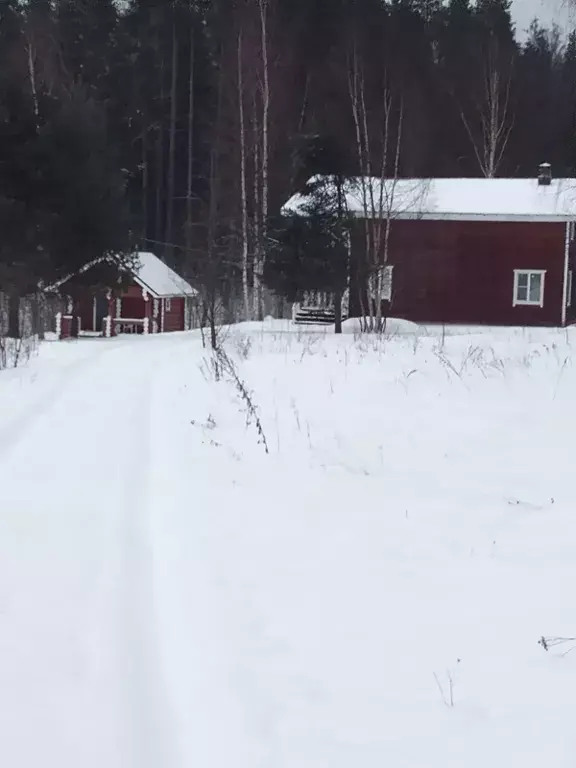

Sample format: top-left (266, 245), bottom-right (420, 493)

top-left (352, 211), bottom-right (575, 223)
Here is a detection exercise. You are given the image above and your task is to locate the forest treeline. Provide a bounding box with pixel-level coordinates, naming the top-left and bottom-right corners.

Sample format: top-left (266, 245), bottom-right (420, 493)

top-left (0, 0), bottom-right (575, 325)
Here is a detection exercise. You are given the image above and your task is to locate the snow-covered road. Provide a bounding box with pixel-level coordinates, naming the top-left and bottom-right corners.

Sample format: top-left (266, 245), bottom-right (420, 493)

top-left (0, 336), bottom-right (192, 768)
top-left (1, 325), bottom-right (576, 768)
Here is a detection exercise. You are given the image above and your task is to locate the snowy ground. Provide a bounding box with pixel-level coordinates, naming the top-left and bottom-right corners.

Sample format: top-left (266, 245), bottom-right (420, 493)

top-left (1, 321), bottom-right (575, 767)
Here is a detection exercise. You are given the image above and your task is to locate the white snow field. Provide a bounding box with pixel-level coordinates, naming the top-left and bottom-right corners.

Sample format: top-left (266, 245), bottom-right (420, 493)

top-left (1, 321), bottom-right (576, 768)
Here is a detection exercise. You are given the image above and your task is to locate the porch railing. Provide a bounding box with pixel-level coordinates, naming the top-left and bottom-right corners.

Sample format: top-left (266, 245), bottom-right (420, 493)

top-left (113, 317), bottom-right (149, 335)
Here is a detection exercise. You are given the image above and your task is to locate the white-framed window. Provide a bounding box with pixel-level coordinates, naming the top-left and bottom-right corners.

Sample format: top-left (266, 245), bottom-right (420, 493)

top-left (369, 265), bottom-right (394, 302)
top-left (165, 298), bottom-right (172, 312)
top-left (513, 270), bottom-right (546, 307)
top-left (568, 269), bottom-right (573, 308)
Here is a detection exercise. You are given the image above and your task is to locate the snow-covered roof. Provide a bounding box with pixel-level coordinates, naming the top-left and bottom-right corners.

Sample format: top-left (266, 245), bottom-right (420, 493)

top-left (283, 176), bottom-right (576, 222)
top-left (132, 252), bottom-right (197, 298)
top-left (46, 250), bottom-right (197, 297)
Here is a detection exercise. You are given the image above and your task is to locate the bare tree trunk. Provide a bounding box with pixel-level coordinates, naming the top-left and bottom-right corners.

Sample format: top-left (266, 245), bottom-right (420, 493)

top-left (8, 292), bottom-right (20, 340)
top-left (373, 91), bottom-right (395, 333)
top-left (185, 17), bottom-right (195, 263)
top-left (205, 63), bottom-right (226, 352)
top-left (458, 41), bottom-right (514, 178)
top-left (252, 97), bottom-right (262, 320)
top-left (252, 0), bottom-right (271, 322)
top-left (155, 125), bottom-right (164, 249)
top-left (260, 0), bottom-right (270, 257)
top-left (155, 47), bottom-right (165, 251)
top-left (348, 47), bottom-right (372, 332)
top-left (334, 288), bottom-right (343, 334)
top-left (238, 29), bottom-right (251, 321)
top-left (297, 72), bottom-right (309, 133)
top-left (26, 40), bottom-right (40, 121)
top-left (334, 174), bottom-right (346, 335)
top-left (166, 21), bottom-right (178, 262)
top-left (142, 127), bottom-right (150, 246)
top-left (30, 292), bottom-right (45, 340)
top-left (348, 43), bottom-right (406, 334)
top-left (210, 302), bottom-right (217, 350)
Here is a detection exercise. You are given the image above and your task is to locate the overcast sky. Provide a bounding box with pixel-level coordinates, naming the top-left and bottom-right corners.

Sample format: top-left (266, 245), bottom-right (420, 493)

top-left (512, 0), bottom-right (574, 37)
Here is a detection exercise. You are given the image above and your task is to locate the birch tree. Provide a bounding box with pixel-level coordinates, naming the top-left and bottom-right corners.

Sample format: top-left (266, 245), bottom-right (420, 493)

top-left (165, 14), bottom-right (179, 261)
top-left (234, 0), bottom-right (276, 322)
top-left (348, 43), bottom-right (407, 333)
top-left (237, 27), bottom-right (251, 321)
top-left (459, 40), bottom-right (515, 178)
top-left (251, 0), bottom-right (271, 321)
top-left (185, 4), bottom-right (195, 265)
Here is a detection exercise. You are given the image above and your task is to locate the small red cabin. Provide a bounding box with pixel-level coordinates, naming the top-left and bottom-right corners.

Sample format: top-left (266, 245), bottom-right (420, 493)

top-left (284, 171), bottom-right (576, 327)
top-left (55, 251), bottom-right (198, 339)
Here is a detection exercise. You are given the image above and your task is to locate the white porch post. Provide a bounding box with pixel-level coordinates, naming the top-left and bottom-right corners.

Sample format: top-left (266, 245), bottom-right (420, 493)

top-left (55, 312), bottom-right (62, 339)
top-left (153, 299), bottom-right (159, 334)
top-left (142, 288), bottom-right (149, 334)
top-left (104, 290), bottom-right (112, 338)
top-left (184, 298), bottom-right (191, 331)
top-left (161, 299), bottom-right (165, 333)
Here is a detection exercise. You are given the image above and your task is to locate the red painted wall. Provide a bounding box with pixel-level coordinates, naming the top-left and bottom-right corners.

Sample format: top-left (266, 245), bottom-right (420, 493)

top-left (351, 219), bottom-right (567, 326)
top-left (123, 284), bottom-right (144, 298)
top-left (116, 285), bottom-right (184, 333)
top-left (120, 283), bottom-right (147, 319)
top-left (163, 297), bottom-right (185, 332)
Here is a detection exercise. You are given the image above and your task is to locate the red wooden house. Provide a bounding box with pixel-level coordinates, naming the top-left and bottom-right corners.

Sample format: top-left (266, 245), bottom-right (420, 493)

top-left (285, 166), bottom-right (576, 327)
top-left (54, 251), bottom-right (198, 339)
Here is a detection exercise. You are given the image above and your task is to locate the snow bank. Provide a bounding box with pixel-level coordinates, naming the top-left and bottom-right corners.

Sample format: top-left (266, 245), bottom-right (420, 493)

top-left (155, 325), bottom-right (576, 768)
top-left (341, 316), bottom-right (420, 335)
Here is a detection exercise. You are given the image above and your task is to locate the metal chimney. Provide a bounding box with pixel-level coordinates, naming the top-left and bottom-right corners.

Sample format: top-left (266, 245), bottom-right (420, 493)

top-left (538, 163), bottom-right (552, 186)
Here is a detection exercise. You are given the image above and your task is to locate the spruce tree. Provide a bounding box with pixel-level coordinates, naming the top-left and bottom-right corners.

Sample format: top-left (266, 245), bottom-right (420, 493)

top-left (36, 88), bottom-right (134, 289)
top-left (265, 137), bottom-right (350, 333)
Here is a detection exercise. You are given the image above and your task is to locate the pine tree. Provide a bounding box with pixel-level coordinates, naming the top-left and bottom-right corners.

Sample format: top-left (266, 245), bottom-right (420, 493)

top-left (514, 21), bottom-right (567, 176)
top-left (562, 31), bottom-right (576, 173)
top-left (55, 0), bottom-right (120, 98)
top-left (0, 83), bottom-right (48, 337)
top-left (36, 88), bottom-right (134, 288)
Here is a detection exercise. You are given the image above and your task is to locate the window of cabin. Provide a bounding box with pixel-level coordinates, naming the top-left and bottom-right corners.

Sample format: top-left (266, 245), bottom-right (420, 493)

top-left (165, 298), bottom-right (172, 312)
top-left (368, 265), bottom-right (394, 302)
top-left (513, 270), bottom-right (546, 308)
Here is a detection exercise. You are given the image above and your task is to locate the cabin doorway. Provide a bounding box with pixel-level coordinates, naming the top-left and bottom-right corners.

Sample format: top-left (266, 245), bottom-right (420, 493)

top-left (94, 295), bottom-right (109, 334)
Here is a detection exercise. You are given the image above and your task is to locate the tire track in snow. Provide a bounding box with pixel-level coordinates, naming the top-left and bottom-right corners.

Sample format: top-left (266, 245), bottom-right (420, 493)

top-left (0, 342), bottom-right (126, 460)
top-left (0, 335), bottom-right (194, 767)
top-left (116, 355), bottom-right (181, 768)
